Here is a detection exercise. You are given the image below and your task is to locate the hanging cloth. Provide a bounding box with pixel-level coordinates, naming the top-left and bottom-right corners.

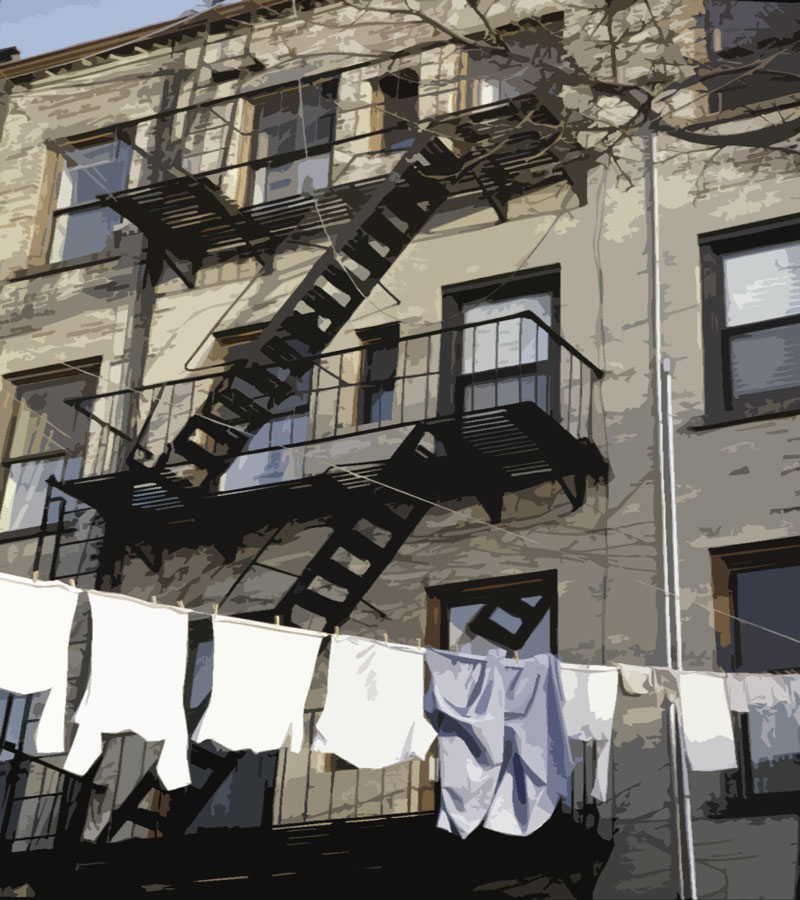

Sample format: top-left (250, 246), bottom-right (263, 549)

top-left (673, 671), bottom-right (738, 772)
top-left (483, 653), bottom-right (574, 837)
top-left (64, 592), bottom-right (191, 791)
top-left (312, 635), bottom-right (436, 769)
top-left (560, 663), bottom-right (618, 801)
top-left (423, 648), bottom-right (506, 839)
top-left (726, 673), bottom-right (798, 762)
top-left (193, 616), bottom-right (323, 753)
top-left (424, 648), bottom-right (574, 839)
top-left (0, 573), bottom-right (79, 754)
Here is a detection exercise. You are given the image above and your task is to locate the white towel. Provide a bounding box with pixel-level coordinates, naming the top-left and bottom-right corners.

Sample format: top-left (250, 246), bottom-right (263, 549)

top-left (0, 573), bottom-right (79, 754)
top-left (675, 672), bottom-right (738, 772)
top-left (193, 616), bottom-right (323, 753)
top-left (560, 664), bottom-right (618, 802)
top-left (312, 635), bottom-right (436, 769)
top-left (64, 592), bottom-right (191, 791)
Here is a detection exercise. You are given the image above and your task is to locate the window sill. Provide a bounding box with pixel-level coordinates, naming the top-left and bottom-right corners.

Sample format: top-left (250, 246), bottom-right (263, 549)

top-left (686, 406), bottom-right (800, 432)
top-left (708, 790), bottom-right (800, 819)
top-left (7, 253), bottom-right (122, 282)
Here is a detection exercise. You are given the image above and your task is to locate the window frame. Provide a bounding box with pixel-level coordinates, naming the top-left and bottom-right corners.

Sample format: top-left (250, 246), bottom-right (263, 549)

top-left (439, 265), bottom-right (561, 419)
top-left (371, 68), bottom-right (420, 153)
top-left (425, 570), bottom-right (558, 655)
top-left (245, 78), bottom-right (338, 207)
top-left (0, 361), bottom-right (101, 536)
top-left (708, 538), bottom-right (800, 817)
top-left (699, 215), bottom-right (800, 426)
top-left (46, 129), bottom-right (133, 264)
top-left (356, 324), bottom-right (400, 426)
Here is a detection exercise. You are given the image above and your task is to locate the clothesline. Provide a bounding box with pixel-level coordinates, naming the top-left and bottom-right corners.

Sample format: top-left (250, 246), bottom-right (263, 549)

top-left (2, 570), bottom-right (800, 843)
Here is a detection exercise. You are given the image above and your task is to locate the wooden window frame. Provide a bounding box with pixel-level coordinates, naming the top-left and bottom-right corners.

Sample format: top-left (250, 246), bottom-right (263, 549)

top-left (709, 537), bottom-right (800, 817)
top-left (439, 265), bottom-right (561, 419)
top-left (426, 570), bottom-right (558, 654)
top-left (699, 214), bottom-right (800, 427)
top-left (44, 129), bottom-right (133, 265)
top-left (0, 360), bottom-right (101, 537)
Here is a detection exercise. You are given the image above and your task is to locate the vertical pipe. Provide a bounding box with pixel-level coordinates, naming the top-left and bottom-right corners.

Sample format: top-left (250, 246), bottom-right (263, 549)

top-left (646, 129), bottom-right (696, 899)
top-left (663, 357), bottom-right (698, 898)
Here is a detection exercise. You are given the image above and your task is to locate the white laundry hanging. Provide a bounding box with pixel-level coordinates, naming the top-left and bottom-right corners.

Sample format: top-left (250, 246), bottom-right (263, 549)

top-left (560, 663), bottom-right (618, 801)
top-left (674, 672), bottom-right (738, 772)
top-left (725, 673), bottom-right (799, 762)
top-left (0, 573), bottom-right (80, 755)
top-left (312, 635), bottom-right (436, 769)
top-left (193, 615), bottom-right (324, 753)
top-left (64, 592), bottom-right (191, 791)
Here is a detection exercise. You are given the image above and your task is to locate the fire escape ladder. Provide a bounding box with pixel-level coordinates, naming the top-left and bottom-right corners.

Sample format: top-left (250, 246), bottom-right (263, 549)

top-left (237, 423), bottom-right (435, 631)
top-left (136, 135), bottom-right (461, 496)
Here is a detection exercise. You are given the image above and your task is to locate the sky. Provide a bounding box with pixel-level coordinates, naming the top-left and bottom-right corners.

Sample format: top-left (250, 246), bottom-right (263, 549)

top-left (1, 0), bottom-right (216, 59)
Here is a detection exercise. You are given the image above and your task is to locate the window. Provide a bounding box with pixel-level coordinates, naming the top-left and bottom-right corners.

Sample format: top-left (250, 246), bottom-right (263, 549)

top-left (0, 364), bottom-right (99, 533)
top-left (357, 324), bottom-right (399, 425)
top-left (249, 79), bottom-right (337, 205)
top-left (443, 268), bottom-right (560, 416)
top-left (710, 539), bottom-right (800, 807)
top-left (375, 69), bottom-right (419, 151)
top-left (49, 132), bottom-right (132, 263)
top-left (426, 571), bottom-right (557, 655)
top-left (705, 1), bottom-right (800, 111)
top-left (215, 330), bottom-right (311, 491)
top-left (700, 218), bottom-right (800, 421)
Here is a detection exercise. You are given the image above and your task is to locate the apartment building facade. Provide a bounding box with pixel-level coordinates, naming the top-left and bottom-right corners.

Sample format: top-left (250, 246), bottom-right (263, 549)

top-left (0, 0), bottom-right (798, 896)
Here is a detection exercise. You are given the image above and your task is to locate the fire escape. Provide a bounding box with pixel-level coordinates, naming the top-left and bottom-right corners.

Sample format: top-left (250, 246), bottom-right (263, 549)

top-left (18, 93), bottom-right (610, 884)
top-left (49, 92), bottom-right (606, 634)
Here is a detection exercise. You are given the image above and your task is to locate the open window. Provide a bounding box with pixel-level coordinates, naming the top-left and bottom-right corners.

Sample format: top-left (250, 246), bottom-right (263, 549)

top-left (373, 69), bottom-right (419, 152)
top-left (0, 362), bottom-right (99, 534)
top-left (48, 131), bottom-right (132, 263)
top-left (700, 216), bottom-right (800, 424)
top-left (248, 79), bottom-right (337, 205)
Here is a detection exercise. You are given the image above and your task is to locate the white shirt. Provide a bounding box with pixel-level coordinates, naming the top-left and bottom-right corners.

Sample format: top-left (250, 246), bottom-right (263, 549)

top-left (560, 663), bottom-right (618, 801)
top-left (0, 573), bottom-right (79, 754)
top-left (675, 672), bottom-right (738, 772)
top-left (313, 635), bottom-right (436, 769)
top-left (64, 592), bottom-right (191, 791)
top-left (193, 616), bottom-right (323, 753)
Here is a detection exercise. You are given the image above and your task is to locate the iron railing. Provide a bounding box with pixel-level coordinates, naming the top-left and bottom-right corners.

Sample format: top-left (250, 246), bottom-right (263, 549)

top-left (69, 313), bottom-right (601, 488)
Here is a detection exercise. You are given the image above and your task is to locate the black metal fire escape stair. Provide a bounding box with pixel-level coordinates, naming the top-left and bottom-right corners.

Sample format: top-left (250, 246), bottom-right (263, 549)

top-left (237, 422), bottom-right (436, 631)
top-left (125, 134), bottom-right (461, 507)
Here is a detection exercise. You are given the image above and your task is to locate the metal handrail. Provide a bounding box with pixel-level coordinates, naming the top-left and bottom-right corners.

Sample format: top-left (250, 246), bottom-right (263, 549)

top-left (67, 312), bottom-right (602, 409)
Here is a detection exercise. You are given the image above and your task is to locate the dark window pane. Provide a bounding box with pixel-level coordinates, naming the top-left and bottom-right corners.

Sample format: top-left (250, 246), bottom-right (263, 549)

top-left (728, 320), bottom-right (800, 398)
top-left (734, 565), bottom-right (800, 671)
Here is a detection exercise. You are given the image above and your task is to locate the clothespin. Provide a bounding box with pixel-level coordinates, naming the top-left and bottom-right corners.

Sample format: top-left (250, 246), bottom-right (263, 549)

top-left (151, 595), bottom-right (158, 605)
top-left (416, 638), bottom-right (422, 649)
top-left (31, 570), bottom-right (39, 583)
top-left (212, 603), bottom-right (219, 620)
top-left (334, 626), bottom-right (339, 636)
top-left (513, 651), bottom-right (520, 663)
top-left (383, 633), bottom-right (389, 643)
top-left (274, 615), bottom-right (280, 626)
top-left (68, 578), bottom-right (77, 588)
top-left (177, 600), bottom-right (185, 608)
